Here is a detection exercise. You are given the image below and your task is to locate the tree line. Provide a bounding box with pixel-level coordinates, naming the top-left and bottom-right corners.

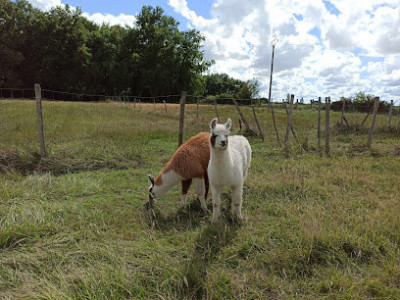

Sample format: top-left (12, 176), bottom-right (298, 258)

top-left (0, 0), bottom-right (260, 99)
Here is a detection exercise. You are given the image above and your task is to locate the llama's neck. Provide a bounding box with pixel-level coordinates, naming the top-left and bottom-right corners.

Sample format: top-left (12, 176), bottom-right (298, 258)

top-left (210, 147), bottom-right (233, 167)
top-left (153, 170), bottom-right (182, 197)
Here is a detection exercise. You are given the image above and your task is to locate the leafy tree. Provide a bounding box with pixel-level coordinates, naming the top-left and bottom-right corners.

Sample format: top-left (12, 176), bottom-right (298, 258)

top-left (0, 1), bottom-right (212, 97)
top-left (353, 91), bottom-right (375, 104)
top-left (0, 0), bottom-right (36, 87)
top-left (204, 73), bottom-right (243, 96)
top-left (130, 6), bottom-right (211, 96)
top-left (236, 78), bottom-right (260, 99)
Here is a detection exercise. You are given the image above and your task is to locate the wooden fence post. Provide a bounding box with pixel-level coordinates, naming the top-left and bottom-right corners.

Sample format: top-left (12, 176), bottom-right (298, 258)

top-left (284, 102), bottom-right (302, 149)
top-left (251, 105), bottom-right (264, 141)
top-left (213, 99), bottom-right (219, 121)
top-left (341, 97), bottom-right (345, 129)
top-left (388, 100), bottom-right (393, 129)
top-left (325, 97), bottom-right (330, 156)
top-left (163, 100), bottom-right (167, 114)
top-left (178, 92), bottom-right (186, 147)
top-left (317, 97), bottom-right (321, 152)
top-left (34, 84), bottom-right (46, 157)
top-left (284, 94), bottom-right (294, 157)
top-left (153, 98), bottom-right (156, 112)
top-left (367, 97), bottom-right (379, 148)
top-left (134, 97), bottom-right (136, 109)
top-left (232, 99), bottom-right (256, 135)
top-left (270, 100), bottom-right (280, 143)
top-left (361, 106), bottom-right (373, 127)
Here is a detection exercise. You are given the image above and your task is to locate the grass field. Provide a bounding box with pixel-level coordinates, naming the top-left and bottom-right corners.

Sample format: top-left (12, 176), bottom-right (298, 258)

top-left (1, 99), bottom-right (400, 299)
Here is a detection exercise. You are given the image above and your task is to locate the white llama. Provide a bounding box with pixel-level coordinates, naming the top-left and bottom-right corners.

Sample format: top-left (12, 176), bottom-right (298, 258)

top-left (207, 118), bottom-right (252, 223)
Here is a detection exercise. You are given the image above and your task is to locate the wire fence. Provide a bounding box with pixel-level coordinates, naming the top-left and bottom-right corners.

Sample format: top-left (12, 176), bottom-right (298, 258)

top-left (1, 87), bottom-right (398, 107)
top-left (1, 86), bottom-right (399, 160)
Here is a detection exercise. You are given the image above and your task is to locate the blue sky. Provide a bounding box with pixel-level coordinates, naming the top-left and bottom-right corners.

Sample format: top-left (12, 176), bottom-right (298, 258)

top-left (61, 0), bottom-right (213, 29)
top-left (21, 0), bottom-right (400, 101)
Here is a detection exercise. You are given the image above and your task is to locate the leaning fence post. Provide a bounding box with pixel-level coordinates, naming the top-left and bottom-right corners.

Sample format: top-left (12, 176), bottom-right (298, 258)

top-left (388, 100), bottom-right (393, 129)
top-left (284, 102), bottom-right (302, 150)
top-left (34, 84), bottom-right (46, 157)
top-left (163, 100), bottom-right (167, 114)
top-left (367, 97), bottom-right (379, 148)
top-left (178, 92), bottom-right (186, 147)
top-left (325, 97), bottom-right (330, 156)
top-left (232, 99), bottom-right (256, 135)
top-left (284, 94), bottom-right (294, 157)
top-left (251, 105), bottom-right (264, 141)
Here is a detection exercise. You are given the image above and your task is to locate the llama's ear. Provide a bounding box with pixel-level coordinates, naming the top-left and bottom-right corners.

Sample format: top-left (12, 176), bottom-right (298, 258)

top-left (225, 118), bottom-right (232, 131)
top-left (148, 174), bottom-right (154, 186)
top-left (210, 118), bottom-right (218, 130)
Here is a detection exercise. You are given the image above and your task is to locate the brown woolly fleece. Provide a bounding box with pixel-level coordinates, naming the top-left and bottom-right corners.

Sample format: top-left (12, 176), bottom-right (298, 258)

top-left (154, 132), bottom-right (211, 186)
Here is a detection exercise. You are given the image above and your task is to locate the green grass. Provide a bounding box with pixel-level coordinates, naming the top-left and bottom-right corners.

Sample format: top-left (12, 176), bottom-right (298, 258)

top-left (1, 99), bottom-right (400, 299)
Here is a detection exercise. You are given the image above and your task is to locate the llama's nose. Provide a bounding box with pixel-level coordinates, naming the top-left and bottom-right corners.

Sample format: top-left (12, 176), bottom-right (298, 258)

top-left (220, 140), bottom-right (226, 147)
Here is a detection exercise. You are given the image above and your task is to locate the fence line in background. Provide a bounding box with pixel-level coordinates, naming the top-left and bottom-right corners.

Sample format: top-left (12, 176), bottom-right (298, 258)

top-left (2, 85), bottom-right (400, 157)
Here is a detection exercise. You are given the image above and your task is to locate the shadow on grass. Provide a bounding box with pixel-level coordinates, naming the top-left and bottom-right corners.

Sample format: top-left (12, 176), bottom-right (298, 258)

top-left (144, 199), bottom-right (211, 231)
top-left (0, 150), bottom-right (142, 176)
top-left (144, 191), bottom-right (235, 232)
top-left (182, 222), bottom-right (239, 299)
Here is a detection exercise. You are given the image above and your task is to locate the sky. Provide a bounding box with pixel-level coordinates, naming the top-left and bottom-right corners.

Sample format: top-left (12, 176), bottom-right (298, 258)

top-left (22, 0), bottom-right (400, 102)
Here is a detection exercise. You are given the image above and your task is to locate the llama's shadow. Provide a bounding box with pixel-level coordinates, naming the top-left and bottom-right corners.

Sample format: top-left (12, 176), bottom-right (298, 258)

top-left (144, 198), bottom-right (212, 231)
top-left (144, 191), bottom-right (236, 232)
top-left (182, 222), bottom-right (240, 298)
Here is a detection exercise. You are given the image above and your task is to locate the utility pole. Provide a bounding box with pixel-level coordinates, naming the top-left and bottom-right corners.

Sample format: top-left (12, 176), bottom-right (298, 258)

top-left (268, 38), bottom-right (278, 108)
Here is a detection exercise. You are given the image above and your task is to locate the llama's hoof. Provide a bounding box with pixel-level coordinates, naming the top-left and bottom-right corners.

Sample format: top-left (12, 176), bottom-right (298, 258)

top-left (211, 217), bottom-right (219, 224)
top-left (235, 215), bottom-right (244, 224)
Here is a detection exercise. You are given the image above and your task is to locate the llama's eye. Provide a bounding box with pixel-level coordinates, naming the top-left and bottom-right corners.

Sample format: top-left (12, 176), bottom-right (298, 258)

top-left (212, 134), bottom-right (217, 138)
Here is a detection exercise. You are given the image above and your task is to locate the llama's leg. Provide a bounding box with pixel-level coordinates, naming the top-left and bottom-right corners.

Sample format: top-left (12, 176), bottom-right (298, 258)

top-left (211, 184), bottom-right (222, 224)
top-left (231, 184), bottom-right (243, 222)
top-left (180, 179), bottom-right (192, 208)
top-left (204, 172), bottom-right (209, 200)
top-left (194, 177), bottom-right (208, 212)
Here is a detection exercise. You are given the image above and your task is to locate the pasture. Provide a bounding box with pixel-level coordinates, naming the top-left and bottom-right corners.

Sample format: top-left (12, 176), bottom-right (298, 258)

top-left (1, 99), bottom-right (400, 299)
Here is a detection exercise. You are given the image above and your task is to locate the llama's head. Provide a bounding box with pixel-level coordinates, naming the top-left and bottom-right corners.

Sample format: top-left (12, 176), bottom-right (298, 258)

top-left (148, 174), bottom-right (155, 199)
top-left (210, 118), bottom-right (232, 150)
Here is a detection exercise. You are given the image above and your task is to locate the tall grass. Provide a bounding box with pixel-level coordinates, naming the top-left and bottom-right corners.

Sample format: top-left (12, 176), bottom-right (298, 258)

top-left (0, 99), bottom-right (399, 299)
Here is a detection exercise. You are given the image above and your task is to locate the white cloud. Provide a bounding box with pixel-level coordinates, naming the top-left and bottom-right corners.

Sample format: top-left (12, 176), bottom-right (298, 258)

top-left (24, 0), bottom-right (400, 100)
top-left (27, 0), bottom-right (63, 11)
top-left (169, 0), bottom-right (400, 100)
top-left (25, 0), bottom-right (137, 27)
top-left (82, 13), bottom-right (136, 27)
